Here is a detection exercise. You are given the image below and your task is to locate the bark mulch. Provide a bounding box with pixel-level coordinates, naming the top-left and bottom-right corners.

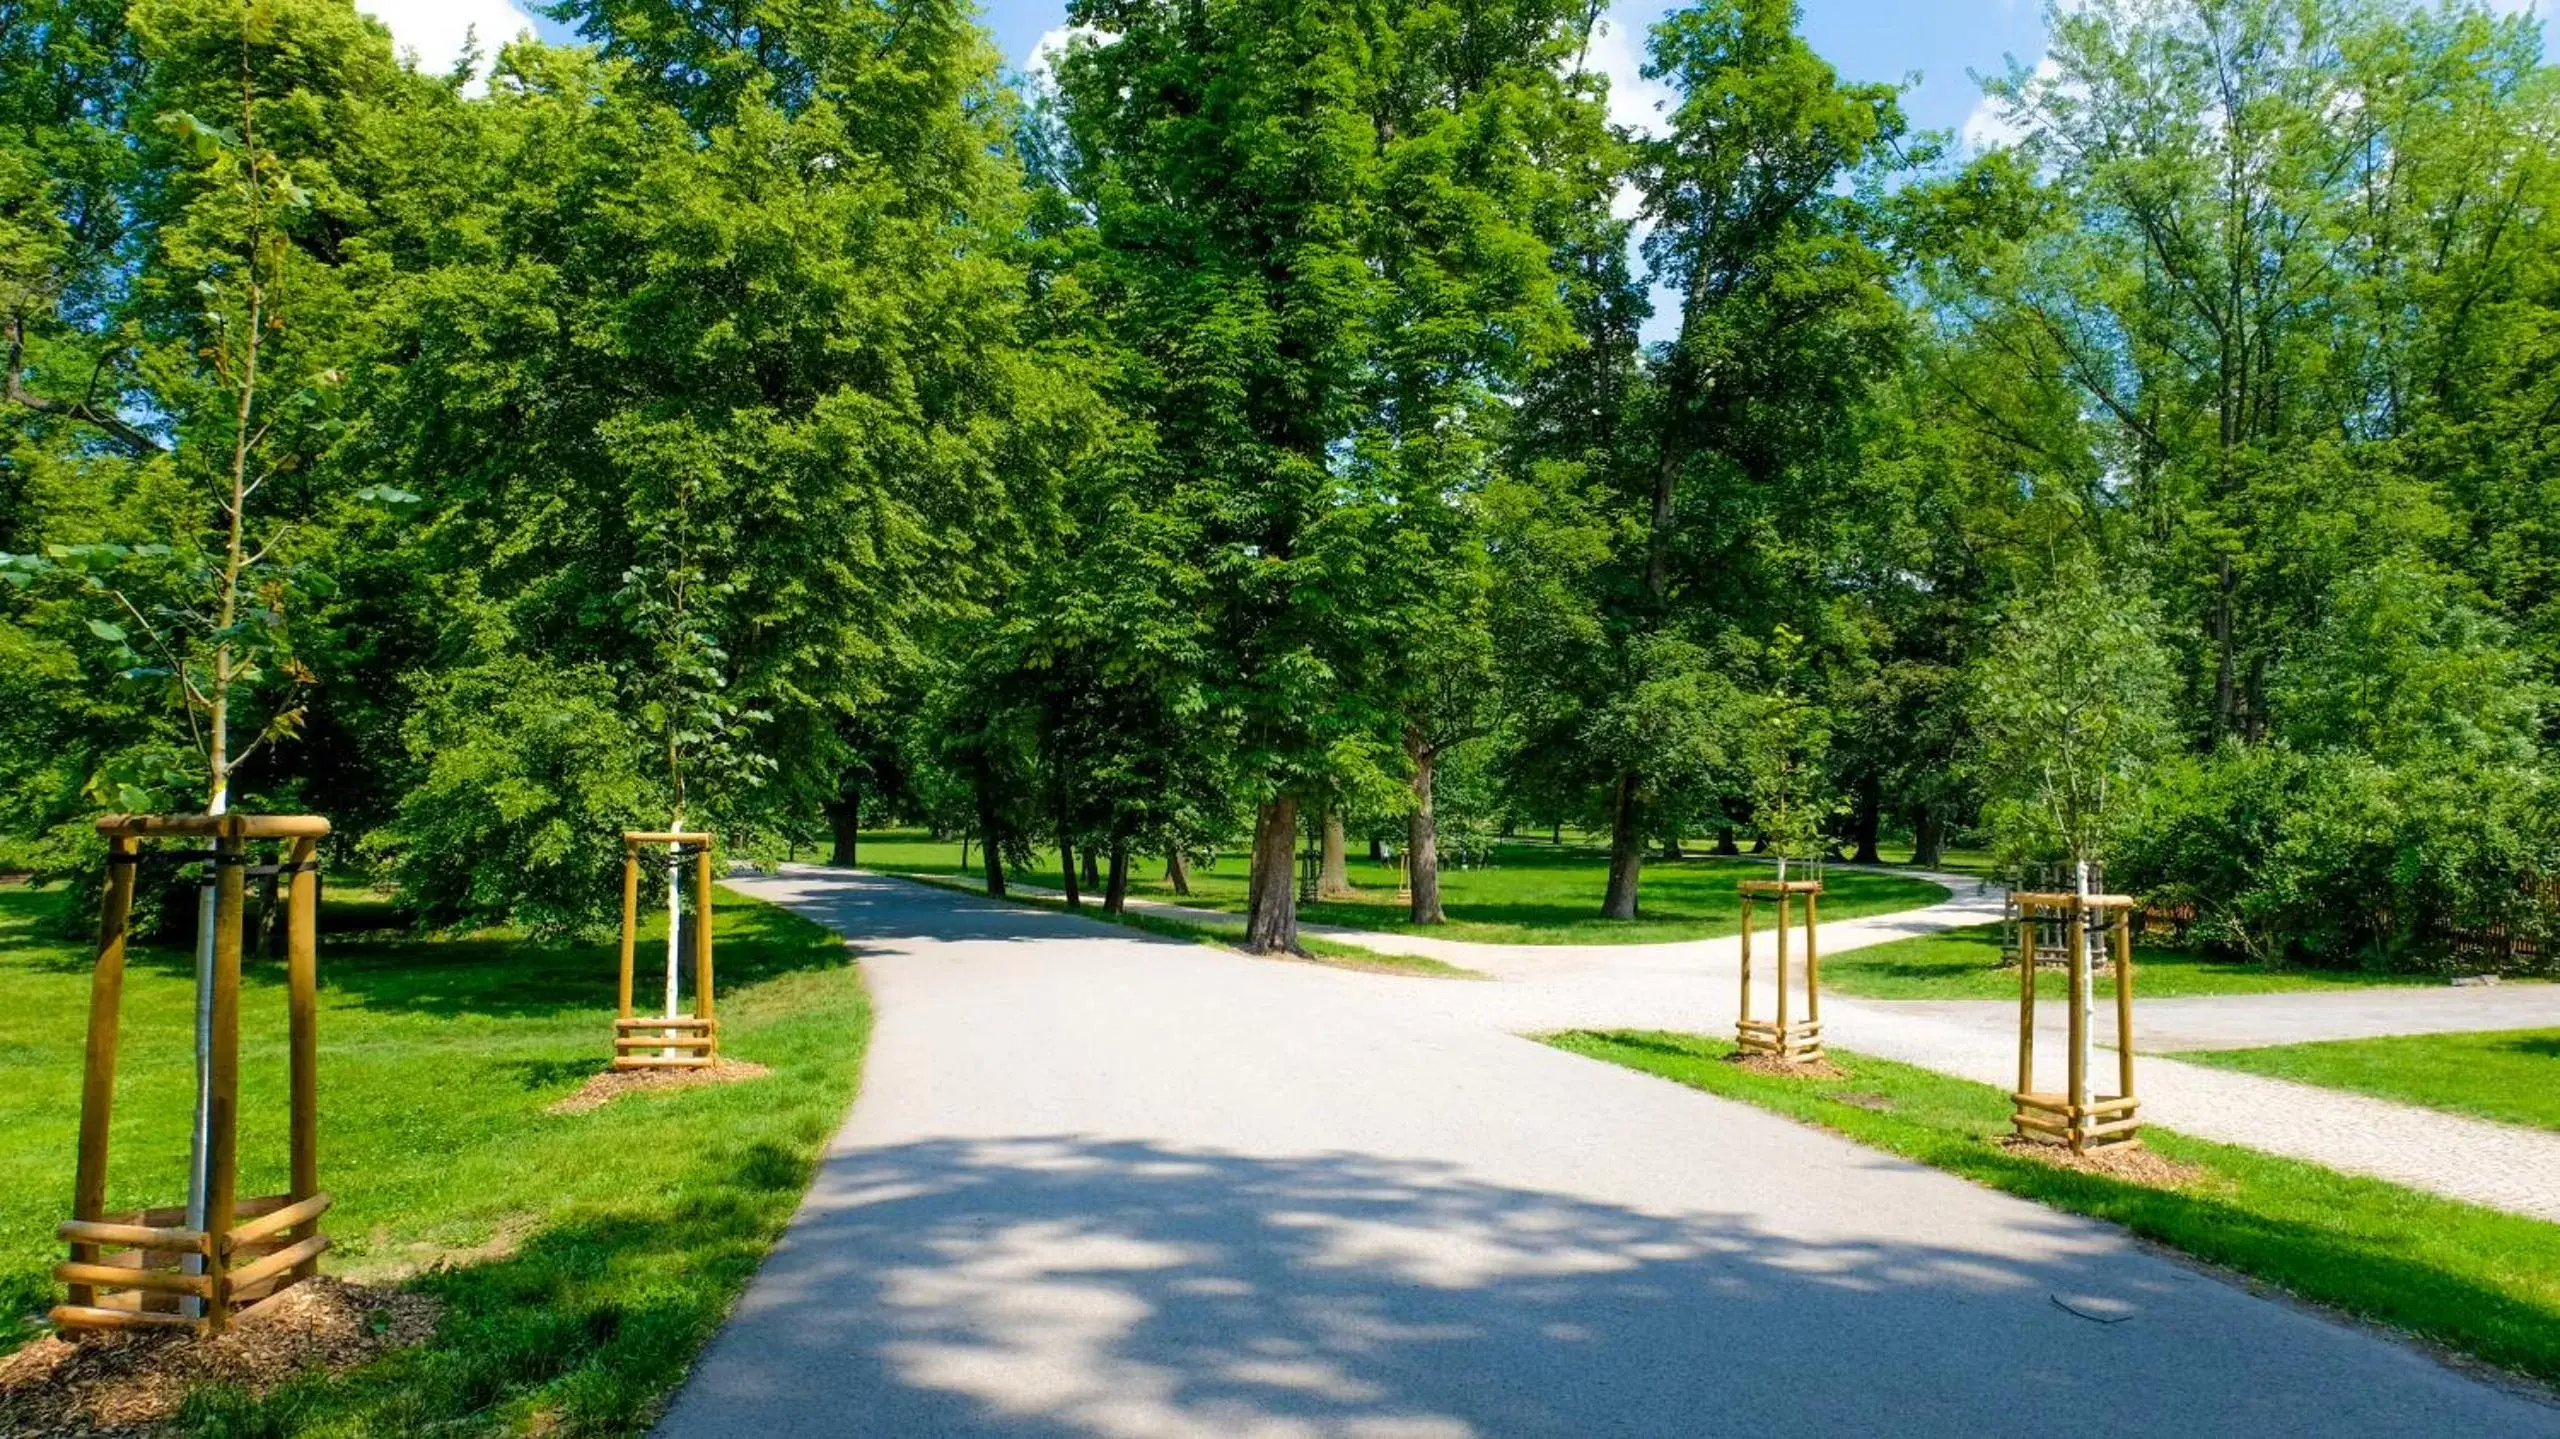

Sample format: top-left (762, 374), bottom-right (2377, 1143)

top-left (1996, 1134), bottom-right (2208, 1188)
top-left (546, 1057), bottom-right (772, 1115)
top-left (1725, 1052), bottom-right (1851, 1080)
top-left (0, 1278), bottom-right (436, 1437)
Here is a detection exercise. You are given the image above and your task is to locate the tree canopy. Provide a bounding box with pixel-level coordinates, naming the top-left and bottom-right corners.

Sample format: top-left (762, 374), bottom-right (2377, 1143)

top-left (6, 0), bottom-right (2559, 969)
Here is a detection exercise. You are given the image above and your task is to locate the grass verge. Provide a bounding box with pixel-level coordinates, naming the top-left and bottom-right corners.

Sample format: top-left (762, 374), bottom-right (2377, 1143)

top-left (851, 831), bottom-right (1946, 946)
top-left (1820, 922), bottom-right (2440, 1000)
top-left (2178, 1028), bottom-right (2560, 1135)
top-left (892, 870), bottom-right (1482, 979)
top-left (1545, 1029), bottom-right (2560, 1387)
top-left (0, 882), bottom-right (869, 1433)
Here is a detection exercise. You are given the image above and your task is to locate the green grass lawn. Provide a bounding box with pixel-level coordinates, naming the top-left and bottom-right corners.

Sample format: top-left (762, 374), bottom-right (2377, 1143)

top-left (0, 879), bottom-right (869, 1433)
top-left (1822, 922), bottom-right (2439, 1000)
top-left (851, 830), bottom-right (1949, 946)
top-left (1548, 1029), bottom-right (2560, 1386)
top-left (2178, 1029), bottom-right (2560, 1135)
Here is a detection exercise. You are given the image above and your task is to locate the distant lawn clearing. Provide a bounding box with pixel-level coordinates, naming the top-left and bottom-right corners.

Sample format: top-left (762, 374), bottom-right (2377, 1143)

top-left (0, 881), bottom-right (868, 1433)
top-left (894, 870), bottom-right (1482, 978)
top-left (2179, 1029), bottom-right (2560, 1135)
top-left (1821, 922), bottom-right (2439, 1000)
top-left (1548, 1029), bottom-right (2560, 1388)
top-left (853, 831), bottom-right (1949, 945)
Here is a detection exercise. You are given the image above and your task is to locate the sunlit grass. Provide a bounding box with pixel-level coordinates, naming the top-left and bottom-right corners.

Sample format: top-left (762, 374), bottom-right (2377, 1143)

top-left (0, 882), bottom-right (868, 1432)
top-left (2179, 1028), bottom-right (2560, 1134)
top-left (853, 830), bottom-right (1949, 945)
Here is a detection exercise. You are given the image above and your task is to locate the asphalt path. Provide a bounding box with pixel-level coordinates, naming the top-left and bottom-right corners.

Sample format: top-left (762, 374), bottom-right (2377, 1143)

top-left (658, 867), bottom-right (2558, 1437)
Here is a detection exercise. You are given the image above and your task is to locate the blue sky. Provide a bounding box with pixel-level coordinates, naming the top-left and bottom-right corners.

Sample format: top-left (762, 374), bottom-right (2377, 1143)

top-left (459, 1), bottom-right (2079, 143)
top-left (976, 1), bottom-right (2051, 143)
top-left (395, 0), bottom-right (2547, 150)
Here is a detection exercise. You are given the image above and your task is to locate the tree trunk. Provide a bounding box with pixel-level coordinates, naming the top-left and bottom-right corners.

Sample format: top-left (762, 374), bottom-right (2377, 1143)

top-left (1601, 771), bottom-right (1643, 920)
top-left (1243, 797), bottom-right (1299, 953)
top-left (1165, 846), bottom-right (1191, 897)
top-left (1551, 820), bottom-right (1561, 845)
top-left (1245, 832), bottom-right (1265, 933)
top-left (973, 767), bottom-right (1006, 897)
top-left (1104, 839), bottom-right (1130, 914)
top-left (1714, 825), bottom-right (1739, 855)
top-left (1059, 828), bottom-right (1082, 908)
top-left (826, 783), bottom-right (859, 867)
top-left (1912, 806), bottom-right (1946, 870)
top-left (1368, 835), bottom-right (1386, 863)
top-left (1851, 778), bottom-right (1882, 865)
top-left (1408, 740), bottom-right (1444, 924)
top-left (1319, 804), bottom-right (1351, 897)
top-left (1081, 845), bottom-right (1102, 890)
top-left (959, 832), bottom-right (972, 873)
top-left (1657, 832), bottom-right (1683, 860)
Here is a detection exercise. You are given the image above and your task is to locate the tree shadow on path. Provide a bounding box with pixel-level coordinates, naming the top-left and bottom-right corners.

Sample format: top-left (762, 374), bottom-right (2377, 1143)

top-left (661, 1135), bottom-right (2554, 1438)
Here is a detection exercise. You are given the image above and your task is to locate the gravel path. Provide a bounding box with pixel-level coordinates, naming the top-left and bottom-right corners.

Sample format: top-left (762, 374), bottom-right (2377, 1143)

top-left (659, 868), bottom-right (2556, 1437)
top-left (1877, 985), bottom-right (2560, 1053)
top-left (1084, 869), bottom-right (2560, 1222)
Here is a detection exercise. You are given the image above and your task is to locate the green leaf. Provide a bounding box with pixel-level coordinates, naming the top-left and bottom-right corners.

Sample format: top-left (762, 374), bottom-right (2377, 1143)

top-left (86, 618), bottom-right (128, 644)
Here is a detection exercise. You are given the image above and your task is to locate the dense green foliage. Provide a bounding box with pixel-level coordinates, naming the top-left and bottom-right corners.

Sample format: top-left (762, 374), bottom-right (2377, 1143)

top-left (5, 0), bottom-right (2559, 966)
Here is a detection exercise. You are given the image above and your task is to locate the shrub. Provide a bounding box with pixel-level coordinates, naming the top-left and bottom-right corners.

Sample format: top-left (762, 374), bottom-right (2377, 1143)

top-left (371, 657), bottom-right (660, 936)
top-left (2120, 745), bottom-right (2560, 973)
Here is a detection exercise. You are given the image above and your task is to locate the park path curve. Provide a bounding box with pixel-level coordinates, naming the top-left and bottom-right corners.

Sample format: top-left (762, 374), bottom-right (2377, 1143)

top-left (657, 867), bottom-right (2556, 1437)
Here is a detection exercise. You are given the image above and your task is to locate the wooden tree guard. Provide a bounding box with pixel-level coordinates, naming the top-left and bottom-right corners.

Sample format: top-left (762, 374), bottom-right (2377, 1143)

top-left (2012, 892), bottom-right (2139, 1152)
top-left (59, 813), bottom-right (334, 1336)
top-left (615, 831), bottom-right (717, 1071)
top-left (1736, 879), bottom-right (1824, 1062)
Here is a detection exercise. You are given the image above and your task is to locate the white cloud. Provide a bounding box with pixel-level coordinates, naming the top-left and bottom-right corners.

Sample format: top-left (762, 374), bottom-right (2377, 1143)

top-left (1023, 23), bottom-right (1110, 92)
top-left (356, 0), bottom-right (538, 81)
top-left (1582, 12), bottom-right (1677, 140)
top-left (1962, 55), bottom-right (2060, 153)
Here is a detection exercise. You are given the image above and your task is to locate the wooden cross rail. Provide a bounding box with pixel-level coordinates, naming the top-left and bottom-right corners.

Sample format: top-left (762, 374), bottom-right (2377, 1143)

top-left (59, 816), bottom-right (332, 1335)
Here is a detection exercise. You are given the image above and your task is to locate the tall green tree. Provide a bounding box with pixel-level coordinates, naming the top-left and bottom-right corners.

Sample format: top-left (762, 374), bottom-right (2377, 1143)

top-left (1051, 0), bottom-right (1606, 950)
top-left (1536, 0), bottom-right (1909, 919)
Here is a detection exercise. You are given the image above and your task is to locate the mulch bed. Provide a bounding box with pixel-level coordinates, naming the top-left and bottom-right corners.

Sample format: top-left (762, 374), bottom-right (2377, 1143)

top-left (0, 1278), bottom-right (437, 1437)
top-left (1726, 1052), bottom-right (1850, 1080)
top-left (1996, 1134), bottom-right (2206, 1188)
top-left (546, 1057), bottom-right (771, 1115)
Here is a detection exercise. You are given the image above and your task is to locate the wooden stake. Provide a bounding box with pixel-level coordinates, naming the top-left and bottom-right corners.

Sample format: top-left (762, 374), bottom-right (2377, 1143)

top-left (203, 834), bottom-right (245, 1332)
top-left (1805, 889), bottom-right (1820, 1030)
top-left (1774, 893), bottom-right (1791, 1040)
top-left (68, 835), bottom-right (139, 1308)
top-left (284, 836), bottom-right (321, 1279)
top-left (2065, 902), bottom-right (2088, 1154)
top-left (693, 842), bottom-right (715, 1036)
top-left (2114, 907), bottom-right (2136, 1107)
top-left (2015, 900), bottom-right (2036, 1102)
top-left (1738, 893), bottom-right (1754, 1036)
top-left (618, 849), bottom-right (638, 1021)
